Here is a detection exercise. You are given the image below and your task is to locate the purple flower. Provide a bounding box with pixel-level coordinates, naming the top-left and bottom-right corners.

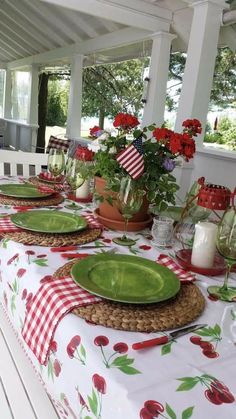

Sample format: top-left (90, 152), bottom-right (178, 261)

top-left (163, 157), bottom-right (175, 172)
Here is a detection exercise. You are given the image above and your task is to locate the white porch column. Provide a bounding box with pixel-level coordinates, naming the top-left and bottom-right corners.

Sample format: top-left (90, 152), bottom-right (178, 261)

top-left (66, 54), bottom-right (84, 139)
top-left (142, 32), bottom-right (175, 127)
top-left (28, 65), bottom-right (39, 151)
top-left (3, 69), bottom-right (12, 119)
top-left (28, 65), bottom-right (39, 126)
top-left (174, 0), bottom-right (227, 201)
top-left (175, 0), bottom-right (227, 135)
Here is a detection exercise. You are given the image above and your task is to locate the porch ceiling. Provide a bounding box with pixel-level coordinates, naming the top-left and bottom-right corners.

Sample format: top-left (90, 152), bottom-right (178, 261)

top-left (0, 0), bottom-right (235, 69)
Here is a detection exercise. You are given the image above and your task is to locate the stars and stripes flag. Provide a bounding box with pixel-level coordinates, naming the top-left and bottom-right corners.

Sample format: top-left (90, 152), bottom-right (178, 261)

top-left (116, 136), bottom-right (144, 179)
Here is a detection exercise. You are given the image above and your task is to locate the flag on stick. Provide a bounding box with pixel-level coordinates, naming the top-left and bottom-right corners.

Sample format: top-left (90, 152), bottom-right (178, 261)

top-left (116, 136), bottom-right (144, 179)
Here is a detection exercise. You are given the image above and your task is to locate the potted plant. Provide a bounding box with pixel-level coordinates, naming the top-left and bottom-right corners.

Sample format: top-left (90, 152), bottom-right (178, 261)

top-left (88, 113), bottom-right (202, 229)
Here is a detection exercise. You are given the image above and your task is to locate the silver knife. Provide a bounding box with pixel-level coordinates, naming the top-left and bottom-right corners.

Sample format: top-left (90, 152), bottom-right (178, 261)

top-left (132, 323), bottom-right (207, 350)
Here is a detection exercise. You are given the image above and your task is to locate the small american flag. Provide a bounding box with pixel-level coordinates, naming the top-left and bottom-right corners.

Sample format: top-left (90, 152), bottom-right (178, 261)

top-left (116, 136), bottom-right (144, 179)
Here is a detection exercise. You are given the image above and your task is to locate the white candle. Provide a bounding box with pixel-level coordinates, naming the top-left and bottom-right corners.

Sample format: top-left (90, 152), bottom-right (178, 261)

top-left (191, 222), bottom-right (217, 268)
top-left (76, 179), bottom-right (90, 199)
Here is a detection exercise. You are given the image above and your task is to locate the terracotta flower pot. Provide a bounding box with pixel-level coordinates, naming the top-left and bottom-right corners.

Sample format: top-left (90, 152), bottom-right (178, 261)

top-left (94, 176), bottom-right (151, 230)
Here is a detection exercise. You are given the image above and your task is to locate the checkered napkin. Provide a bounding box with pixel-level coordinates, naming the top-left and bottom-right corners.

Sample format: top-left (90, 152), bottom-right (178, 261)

top-left (38, 172), bottom-right (64, 182)
top-left (22, 276), bottom-right (102, 365)
top-left (0, 217), bottom-right (21, 233)
top-left (0, 213), bottom-right (102, 234)
top-left (46, 136), bottom-right (71, 153)
top-left (157, 254), bottom-right (196, 283)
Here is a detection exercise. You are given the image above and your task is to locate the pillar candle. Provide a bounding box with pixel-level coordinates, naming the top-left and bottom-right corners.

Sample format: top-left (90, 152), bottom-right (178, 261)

top-left (76, 179), bottom-right (90, 199)
top-left (191, 222), bottom-right (217, 268)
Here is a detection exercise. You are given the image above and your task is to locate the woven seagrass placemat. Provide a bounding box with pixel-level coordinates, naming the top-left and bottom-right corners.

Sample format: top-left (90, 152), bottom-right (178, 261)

top-left (53, 261), bottom-right (205, 332)
top-left (3, 228), bottom-right (101, 247)
top-left (29, 176), bottom-right (63, 190)
top-left (0, 193), bottom-right (64, 207)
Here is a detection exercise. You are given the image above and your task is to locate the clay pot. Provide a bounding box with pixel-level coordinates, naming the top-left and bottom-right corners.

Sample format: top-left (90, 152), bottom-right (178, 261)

top-left (94, 176), bottom-right (150, 228)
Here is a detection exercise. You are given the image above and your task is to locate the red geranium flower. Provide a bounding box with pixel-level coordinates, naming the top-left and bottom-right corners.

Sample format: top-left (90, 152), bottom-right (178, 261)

top-left (90, 125), bottom-right (101, 137)
top-left (152, 127), bottom-right (173, 142)
top-left (75, 146), bottom-right (94, 161)
top-left (113, 112), bottom-right (139, 130)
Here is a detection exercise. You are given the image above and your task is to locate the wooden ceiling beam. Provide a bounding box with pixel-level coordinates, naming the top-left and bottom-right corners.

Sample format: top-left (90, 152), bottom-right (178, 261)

top-left (7, 26), bottom-right (152, 69)
top-left (5, 0), bottom-right (67, 47)
top-left (40, 0), bottom-right (171, 32)
top-left (2, 1), bottom-right (57, 50)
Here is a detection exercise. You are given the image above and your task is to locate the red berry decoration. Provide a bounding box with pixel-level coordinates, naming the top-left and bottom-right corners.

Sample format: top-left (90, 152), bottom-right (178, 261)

top-left (190, 336), bottom-right (202, 345)
top-left (49, 340), bottom-right (57, 353)
top-left (144, 400), bottom-right (164, 415)
top-left (113, 342), bottom-right (128, 353)
top-left (205, 389), bottom-right (222, 405)
top-left (140, 407), bottom-right (153, 419)
top-left (94, 335), bottom-right (109, 347)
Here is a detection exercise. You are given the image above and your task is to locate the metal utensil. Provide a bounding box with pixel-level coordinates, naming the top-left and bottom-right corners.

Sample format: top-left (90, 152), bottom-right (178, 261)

top-left (132, 323), bottom-right (207, 350)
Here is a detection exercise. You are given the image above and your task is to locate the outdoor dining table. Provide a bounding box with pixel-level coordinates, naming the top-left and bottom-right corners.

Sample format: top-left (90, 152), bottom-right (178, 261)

top-left (0, 175), bottom-right (235, 419)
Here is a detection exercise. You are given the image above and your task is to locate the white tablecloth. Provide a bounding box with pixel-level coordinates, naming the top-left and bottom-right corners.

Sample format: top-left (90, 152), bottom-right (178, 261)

top-left (0, 176), bottom-right (236, 419)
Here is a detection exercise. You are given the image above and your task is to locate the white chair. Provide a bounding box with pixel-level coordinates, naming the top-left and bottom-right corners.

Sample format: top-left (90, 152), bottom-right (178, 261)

top-left (0, 150), bottom-right (48, 177)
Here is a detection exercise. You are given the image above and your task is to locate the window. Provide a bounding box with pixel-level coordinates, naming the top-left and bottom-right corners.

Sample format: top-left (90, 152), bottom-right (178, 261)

top-left (11, 71), bottom-right (30, 122)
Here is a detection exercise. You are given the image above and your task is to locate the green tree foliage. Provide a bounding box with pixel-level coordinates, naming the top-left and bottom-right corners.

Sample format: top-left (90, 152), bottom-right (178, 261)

top-left (46, 77), bottom-right (69, 126)
top-left (82, 59), bottom-right (149, 128)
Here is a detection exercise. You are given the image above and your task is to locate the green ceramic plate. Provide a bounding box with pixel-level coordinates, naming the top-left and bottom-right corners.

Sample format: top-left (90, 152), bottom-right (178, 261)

top-left (11, 210), bottom-right (87, 233)
top-left (0, 184), bottom-right (53, 198)
top-left (71, 254), bottom-right (180, 304)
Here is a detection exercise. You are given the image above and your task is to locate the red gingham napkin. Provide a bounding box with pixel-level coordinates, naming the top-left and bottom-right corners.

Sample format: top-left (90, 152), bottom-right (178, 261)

top-left (83, 214), bottom-right (102, 229)
top-left (0, 214), bottom-right (102, 234)
top-left (157, 254), bottom-right (196, 283)
top-left (22, 276), bottom-right (102, 365)
top-left (38, 172), bottom-right (64, 182)
top-left (0, 217), bottom-right (21, 233)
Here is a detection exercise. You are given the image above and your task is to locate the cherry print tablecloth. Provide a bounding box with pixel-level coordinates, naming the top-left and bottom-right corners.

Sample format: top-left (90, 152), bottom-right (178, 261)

top-left (0, 176), bottom-right (236, 419)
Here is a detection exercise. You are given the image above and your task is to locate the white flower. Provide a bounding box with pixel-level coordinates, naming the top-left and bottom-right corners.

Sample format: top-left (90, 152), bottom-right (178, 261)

top-left (88, 138), bottom-right (101, 153)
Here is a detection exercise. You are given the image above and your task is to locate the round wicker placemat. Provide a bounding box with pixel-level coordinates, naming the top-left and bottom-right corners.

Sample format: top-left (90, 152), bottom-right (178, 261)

top-left (29, 176), bottom-right (63, 190)
top-left (53, 261), bottom-right (205, 332)
top-left (0, 193), bottom-right (64, 207)
top-left (3, 228), bottom-right (101, 247)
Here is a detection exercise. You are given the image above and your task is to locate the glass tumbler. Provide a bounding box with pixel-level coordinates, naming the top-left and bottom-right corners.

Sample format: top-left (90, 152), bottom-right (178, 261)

top-left (151, 216), bottom-right (174, 247)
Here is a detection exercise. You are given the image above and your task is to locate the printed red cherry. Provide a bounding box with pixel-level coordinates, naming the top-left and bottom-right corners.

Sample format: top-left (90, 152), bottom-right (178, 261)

top-left (67, 345), bottom-right (74, 358)
top-left (212, 380), bottom-right (229, 392)
top-left (139, 245), bottom-right (151, 251)
top-left (53, 359), bottom-right (61, 377)
top-left (205, 389), bottom-right (222, 405)
top-left (190, 336), bottom-right (202, 345)
top-left (144, 400), bottom-right (164, 415)
top-left (70, 335), bottom-right (81, 347)
top-left (217, 389), bottom-right (235, 404)
top-left (140, 407), bottom-right (153, 419)
top-left (208, 294), bottom-right (219, 301)
top-left (92, 374), bottom-right (106, 394)
top-left (94, 335), bottom-right (109, 347)
top-left (199, 341), bottom-right (214, 351)
top-left (21, 288), bottom-right (27, 300)
top-left (113, 342), bottom-right (128, 353)
top-left (202, 350), bottom-right (219, 358)
top-left (17, 268), bottom-right (26, 278)
top-left (49, 340), bottom-right (57, 353)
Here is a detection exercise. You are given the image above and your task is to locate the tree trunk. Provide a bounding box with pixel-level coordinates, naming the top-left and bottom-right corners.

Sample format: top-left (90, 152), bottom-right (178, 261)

top-left (36, 73), bottom-right (49, 153)
top-left (98, 108), bottom-right (105, 129)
